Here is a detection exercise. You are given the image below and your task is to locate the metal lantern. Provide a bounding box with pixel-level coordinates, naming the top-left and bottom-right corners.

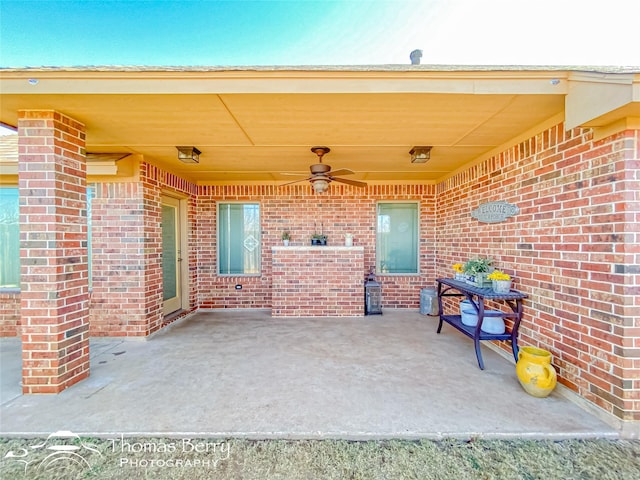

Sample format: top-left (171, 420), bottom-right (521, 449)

top-left (364, 266), bottom-right (382, 315)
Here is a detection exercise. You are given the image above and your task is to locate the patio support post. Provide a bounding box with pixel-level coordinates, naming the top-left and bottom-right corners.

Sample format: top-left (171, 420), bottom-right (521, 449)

top-left (18, 110), bottom-right (90, 394)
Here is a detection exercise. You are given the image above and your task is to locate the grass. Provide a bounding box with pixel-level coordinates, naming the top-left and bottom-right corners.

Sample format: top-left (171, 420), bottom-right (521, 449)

top-left (1, 437), bottom-right (639, 479)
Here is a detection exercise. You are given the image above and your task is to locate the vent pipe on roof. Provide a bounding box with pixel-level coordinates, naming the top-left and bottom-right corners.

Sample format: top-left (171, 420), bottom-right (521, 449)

top-left (410, 49), bottom-right (422, 65)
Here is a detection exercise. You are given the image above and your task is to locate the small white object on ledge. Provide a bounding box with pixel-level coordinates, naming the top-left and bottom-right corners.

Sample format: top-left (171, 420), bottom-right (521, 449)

top-left (344, 233), bottom-right (354, 247)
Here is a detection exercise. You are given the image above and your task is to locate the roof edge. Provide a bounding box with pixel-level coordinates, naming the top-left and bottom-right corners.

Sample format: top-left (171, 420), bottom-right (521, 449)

top-left (1, 64), bottom-right (639, 74)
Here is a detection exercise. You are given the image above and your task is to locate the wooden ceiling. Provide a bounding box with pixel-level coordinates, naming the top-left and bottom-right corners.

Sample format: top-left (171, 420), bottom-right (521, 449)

top-left (1, 66), bottom-right (619, 184)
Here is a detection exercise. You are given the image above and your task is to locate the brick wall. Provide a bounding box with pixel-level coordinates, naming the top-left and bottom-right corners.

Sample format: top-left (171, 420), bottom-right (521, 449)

top-left (272, 246), bottom-right (364, 316)
top-left (89, 163), bottom-right (198, 336)
top-left (0, 292), bottom-right (20, 336)
top-left (436, 123), bottom-right (640, 422)
top-left (2, 180), bottom-right (436, 332)
top-left (89, 182), bottom-right (149, 335)
top-left (196, 184), bottom-right (436, 310)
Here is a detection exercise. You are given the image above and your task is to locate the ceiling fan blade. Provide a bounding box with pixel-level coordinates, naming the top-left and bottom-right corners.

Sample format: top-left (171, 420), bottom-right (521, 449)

top-left (328, 168), bottom-right (355, 176)
top-left (279, 178), bottom-right (311, 186)
top-left (331, 177), bottom-right (367, 188)
top-left (280, 172), bottom-right (309, 176)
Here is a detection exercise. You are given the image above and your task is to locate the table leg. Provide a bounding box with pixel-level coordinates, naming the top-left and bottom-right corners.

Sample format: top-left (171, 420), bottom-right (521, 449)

top-left (510, 299), bottom-right (522, 361)
top-left (436, 281), bottom-right (444, 333)
top-left (474, 335), bottom-right (485, 370)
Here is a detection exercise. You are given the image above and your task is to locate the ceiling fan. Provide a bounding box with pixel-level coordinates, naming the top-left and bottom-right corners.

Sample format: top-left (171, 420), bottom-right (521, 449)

top-left (279, 146), bottom-right (367, 193)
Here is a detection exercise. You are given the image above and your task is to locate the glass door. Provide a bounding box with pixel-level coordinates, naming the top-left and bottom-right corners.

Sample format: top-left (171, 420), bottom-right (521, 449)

top-left (162, 196), bottom-right (182, 315)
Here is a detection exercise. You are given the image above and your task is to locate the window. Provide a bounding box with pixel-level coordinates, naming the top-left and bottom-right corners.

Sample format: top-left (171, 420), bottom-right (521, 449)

top-left (0, 187), bottom-right (19, 288)
top-left (218, 203), bottom-right (261, 275)
top-left (377, 202), bottom-right (419, 274)
top-left (87, 185), bottom-right (93, 286)
top-left (0, 186), bottom-right (93, 289)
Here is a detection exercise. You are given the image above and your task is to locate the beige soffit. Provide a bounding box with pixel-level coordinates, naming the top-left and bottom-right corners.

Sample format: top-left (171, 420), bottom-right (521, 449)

top-left (1, 65), bottom-right (638, 185)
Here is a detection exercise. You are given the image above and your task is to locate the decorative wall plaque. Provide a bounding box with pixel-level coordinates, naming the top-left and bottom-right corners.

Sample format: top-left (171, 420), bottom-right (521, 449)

top-left (471, 201), bottom-right (519, 223)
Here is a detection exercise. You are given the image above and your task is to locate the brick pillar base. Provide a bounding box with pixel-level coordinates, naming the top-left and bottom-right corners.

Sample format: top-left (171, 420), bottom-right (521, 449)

top-left (18, 110), bottom-right (90, 393)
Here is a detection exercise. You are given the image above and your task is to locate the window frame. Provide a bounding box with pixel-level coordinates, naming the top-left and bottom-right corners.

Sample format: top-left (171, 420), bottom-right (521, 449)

top-left (0, 186), bottom-right (20, 289)
top-left (216, 201), bottom-right (262, 276)
top-left (376, 201), bottom-right (420, 276)
top-left (87, 184), bottom-right (94, 287)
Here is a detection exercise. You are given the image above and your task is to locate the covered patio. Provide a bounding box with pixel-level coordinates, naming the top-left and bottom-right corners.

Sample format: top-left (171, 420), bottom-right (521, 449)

top-left (1, 65), bottom-right (639, 437)
top-left (0, 310), bottom-right (615, 438)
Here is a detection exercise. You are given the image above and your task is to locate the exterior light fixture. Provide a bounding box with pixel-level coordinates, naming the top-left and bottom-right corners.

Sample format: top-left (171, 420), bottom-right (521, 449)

top-left (311, 178), bottom-right (329, 193)
top-left (409, 146), bottom-right (432, 163)
top-left (176, 146), bottom-right (201, 164)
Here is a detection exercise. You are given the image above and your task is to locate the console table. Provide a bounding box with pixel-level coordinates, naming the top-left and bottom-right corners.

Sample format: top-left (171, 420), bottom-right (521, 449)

top-left (436, 278), bottom-right (527, 370)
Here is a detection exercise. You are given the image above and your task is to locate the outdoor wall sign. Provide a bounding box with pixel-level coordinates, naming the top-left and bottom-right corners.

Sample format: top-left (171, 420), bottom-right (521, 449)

top-left (471, 201), bottom-right (519, 223)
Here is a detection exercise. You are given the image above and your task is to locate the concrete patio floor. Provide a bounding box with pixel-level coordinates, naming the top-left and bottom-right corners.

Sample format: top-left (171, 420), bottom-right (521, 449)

top-left (0, 309), bottom-right (617, 439)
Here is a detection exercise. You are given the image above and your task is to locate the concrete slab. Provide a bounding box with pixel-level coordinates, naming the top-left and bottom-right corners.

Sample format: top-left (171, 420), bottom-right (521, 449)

top-left (0, 310), bottom-right (617, 439)
top-left (1, 337), bottom-right (22, 406)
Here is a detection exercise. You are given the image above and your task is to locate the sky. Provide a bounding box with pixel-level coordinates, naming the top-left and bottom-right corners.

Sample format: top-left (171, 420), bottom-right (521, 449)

top-left (0, 0), bottom-right (639, 68)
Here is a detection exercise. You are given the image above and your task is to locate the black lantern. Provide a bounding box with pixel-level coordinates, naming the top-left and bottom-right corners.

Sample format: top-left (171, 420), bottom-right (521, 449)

top-left (364, 266), bottom-right (382, 315)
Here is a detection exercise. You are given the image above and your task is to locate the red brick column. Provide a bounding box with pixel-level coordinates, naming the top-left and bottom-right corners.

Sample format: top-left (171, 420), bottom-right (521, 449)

top-left (18, 110), bottom-right (90, 393)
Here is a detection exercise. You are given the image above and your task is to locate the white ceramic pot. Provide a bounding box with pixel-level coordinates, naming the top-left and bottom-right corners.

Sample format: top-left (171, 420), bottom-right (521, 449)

top-left (344, 235), bottom-right (353, 246)
top-left (480, 316), bottom-right (505, 334)
top-left (460, 299), bottom-right (478, 326)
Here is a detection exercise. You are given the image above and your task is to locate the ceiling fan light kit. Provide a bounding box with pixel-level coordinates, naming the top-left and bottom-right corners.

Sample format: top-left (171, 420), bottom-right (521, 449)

top-left (311, 178), bottom-right (330, 193)
top-left (279, 146), bottom-right (367, 193)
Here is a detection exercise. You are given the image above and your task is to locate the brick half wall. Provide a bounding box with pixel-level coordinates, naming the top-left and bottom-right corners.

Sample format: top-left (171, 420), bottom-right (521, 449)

top-left (272, 246), bottom-right (365, 316)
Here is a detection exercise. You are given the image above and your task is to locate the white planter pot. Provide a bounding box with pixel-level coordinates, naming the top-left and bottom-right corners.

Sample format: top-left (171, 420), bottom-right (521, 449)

top-left (481, 316), bottom-right (506, 334)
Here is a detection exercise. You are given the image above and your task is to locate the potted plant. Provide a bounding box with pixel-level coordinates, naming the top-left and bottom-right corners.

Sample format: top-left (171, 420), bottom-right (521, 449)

top-left (487, 270), bottom-right (512, 293)
top-left (281, 231), bottom-right (291, 246)
top-left (311, 233), bottom-right (327, 246)
top-left (463, 257), bottom-right (493, 287)
top-left (452, 263), bottom-right (465, 281)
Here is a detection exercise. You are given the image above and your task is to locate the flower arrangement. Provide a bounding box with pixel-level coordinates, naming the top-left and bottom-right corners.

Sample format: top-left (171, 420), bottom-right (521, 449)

top-left (461, 257), bottom-right (493, 287)
top-left (453, 263), bottom-right (464, 274)
top-left (311, 222), bottom-right (327, 244)
top-left (281, 231), bottom-right (291, 241)
top-left (311, 232), bottom-right (327, 245)
top-left (488, 269), bottom-right (513, 293)
top-left (487, 270), bottom-right (511, 281)
top-left (463, 257), bottom-right (493, 276)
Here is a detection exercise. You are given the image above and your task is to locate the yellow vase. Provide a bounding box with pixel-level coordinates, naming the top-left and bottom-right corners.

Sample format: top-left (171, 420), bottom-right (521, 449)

top-left (516, 346), bottom-right (557, 398)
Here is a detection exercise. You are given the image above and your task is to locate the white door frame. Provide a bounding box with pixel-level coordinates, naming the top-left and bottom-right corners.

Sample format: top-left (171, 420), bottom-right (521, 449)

top-left (161, 195), bottom-right (188, 315)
